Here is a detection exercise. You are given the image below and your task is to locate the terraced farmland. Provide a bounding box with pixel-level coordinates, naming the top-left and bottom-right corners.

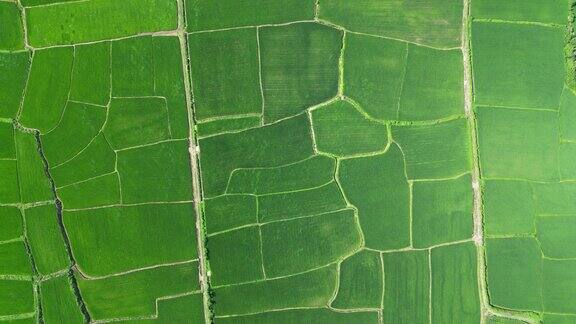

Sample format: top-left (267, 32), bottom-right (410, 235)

top-left (0, 0), bottom-right (574, 323)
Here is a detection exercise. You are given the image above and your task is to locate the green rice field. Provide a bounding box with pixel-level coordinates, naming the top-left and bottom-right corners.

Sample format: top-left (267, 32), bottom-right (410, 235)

top-left (0, 0), bottom-right (575, 323)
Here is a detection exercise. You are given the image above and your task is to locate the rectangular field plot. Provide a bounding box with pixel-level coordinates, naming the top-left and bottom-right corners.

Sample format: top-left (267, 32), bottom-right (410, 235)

top-left (0, 52), bottom-right (30, 119)
top-left (332, 250), bottom-right (382, 309)
top-left (78, 262), bottom-right (200, 320)
top-left (472, 22), bottom-right (565, 109)
top-left (319, 0), bottom-right (463, 48)
top-left (40, 275), bottom-right (84, 323)
top-left (218, 308), bottom-right (379, 324)
top-left (25, 0), bottom-right (177, 47)
top-left (472, 0), bottom-right (569, 24)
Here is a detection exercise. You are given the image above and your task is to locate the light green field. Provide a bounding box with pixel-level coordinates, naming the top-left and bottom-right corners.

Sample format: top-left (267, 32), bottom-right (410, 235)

top-left (185, 0), bottom-right (315, 32)
top-left (200, 113), bottom-right (314, 197)
top-left (537, 216), bottom-right (576, 259)
top-left (543, 259), bottom-right (576, 313)
top-left (19, 47), bottom-right (73, 133)
top-left (213, 265), bottom-right (337, 316)
top-left (41, 101), bottom-right (106, 165)
top-left (218, 308), bottom-right (379, 324)
top-left (477, 107), bottom-right (559, 181)
top-left (0, 2), bottom-right (24, 51)
top-left (64, 203), bottom-right (197, 276)
top-left (472, 0), bottom-right (569, 24)
top-left (57, 172), bottom-right (121, 209)
top-left (311, 100), bottom-right (388, 156)
top-left (383, 250), bottom-right (429, 324)
top-left (207, 226), bottom-right (264, 286)
top-left (204, 195), bottom-right (257, 234)
top-left (196, 116), bottom-right (262, 138)
top-left (117, 140), bottom-right (193, 203)
top-left (560, 87), bottom-right (576, 141)
top-left (533, 183), bottom-right (576, 215)
top-left (69, 42), bottom-right (110, 106)
top-left (0, 280), bottom-right (34, 316)
top-left (26, 0), bottom-right (177, 47)
top-left (486, 238), bottom-right (542, 311)
top-left (0, 206), bottom-right (22, 241)
top-left (104, 97), bottom-right (171, 150)
top-left (472, 22), bottom-right (565, 109)
top-left (40, 275), bottom-right (84, 324)
top-left (412, 174), bottom-right (473, 248)
top-left (261, 209), bottom-right (361, 277)
top-left (392, 118), bottom-right (472, 179)
top-left (338, 144), bottom-right (410, 250)
top-left (257, 181), bottom-right (346, 222)
top-left (431, 242), bottom-right (480, 323)
top-left (15, 131), bottom-right (53, 203)
top-left (483, 180), bottom-right (535, 236)
top-left (188, 29), bottom-right (261, 120)
top-left (78, 262), bottom-right (200, 320)
top-left (50, 134), bottom-right (116, 187)
top-left (0, 241), bottom-right (32, 276)
top-left (24, 204), bottom-right (70, 275)
top-left (0, 52), bottom-right (29, 119)
top-left (260, 23), bottom-right (341, 122)
top-left (320, 0), bottom-right (463, 48)
top-left (332, 250), bottom-right (382, 309)
top-left (227, 155), bottom-right (335, 195)
top-left (343, 33), bottom-right (406, 120)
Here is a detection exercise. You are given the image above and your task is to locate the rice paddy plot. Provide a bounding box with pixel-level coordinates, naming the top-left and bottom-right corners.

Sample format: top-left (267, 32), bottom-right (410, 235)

top-left (560, 87), bottom-right (576, 141)
top-left (226, 155), bottom-right (335, 195)
top-left (0, 206), bottom-right (22, 241)
top-left (50, 133), bottom-right (116, 187)
top-left (188, 29), bottom-right (262, 120)
top-left (257, 181), bottom-right (347, 222)
top-left (260, 209), bottom-right (361, 277)
top-left (486, 238), bottom-right (543, 311)
top-left (0, 241), bottom-right (32, 276)
top-left (200, 113), bottom-right (314, 197)
top-left (431, 242), bottom-right (480, 324)
top-left (543, 259), bottom-right (576, 313)
top-left (559, 143), bottom-right (576, 180)
top-left (0, 159), bottom-right (20, 204)
top-left (472, 0), bottom-right (569, 25)
top-left (78, 262), bottom-right (200, 320)
top-left (185, 0), bottom-right (315, 32)
top-left (332, 250), bottom-right (383, 309)
top-left (41, 101), bottom-right (106, 166)
top-left (383, 250), bottom-right (430, 324)
top-left (0, 52), bottom-right (29, 119)
top-left (57, 172), bottom-right (121, 209)
top-left (40, 275), bottom-right (84, 324)
top-left (19, 47), bottom-right (73, 133)
top-left (213, 265), bottom-right (337, 316)
top-left (196, 116), bottom-right (262, 138)
top-left (260, 22), bottom-right (341, 122)
top-left (483, 180), bottom-right (535, 236)
top-left (0, 2), bottom-right (24, 51)
top-left (472, 22), bottom-right (565, 109)
top-left (536, 216), bottom-right (576, 259)
top-left (117, 140), bottom-right (193, 204)
top-left (69, 42), bottom-right (111, 107)
top-left (311, 100), bottom-right (388, 156)
top-left (319, 0), bottom-right (463, 48)
top-left (543, 314), bottom-right (576, 324)
top-left (207, 226), bottom-right (264, 286)
top-left (412, 174), bottom-right (473, 248)
top-left (15, 131), bottom-right (53, 204)
top-left (532, 183), bottom-right (576, 215)
top-left (392, 118), bottom-right (472, 179)
top-left (104, 97), bottom-right (171, 150)
top-left (343, 33), bottom-right (406, 120)
top-left (204, 195), bottom-right (257, 234)
top-left (476, 107), bottom-right (559, 181)
top-left (217, 308), bottom-right (379, 324)
top-left (26, 0), bottom-right (178, 47)
top-left (398, 46), bottom-right (463, 121)
top-left (64, 203), bottom-right (197, 277)
top-left (0, 280), bottom-right (34, 317)
top-left (338, 144), bottom-right (410, 250)
top-left (24, 205), bottom-right (70, 275)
